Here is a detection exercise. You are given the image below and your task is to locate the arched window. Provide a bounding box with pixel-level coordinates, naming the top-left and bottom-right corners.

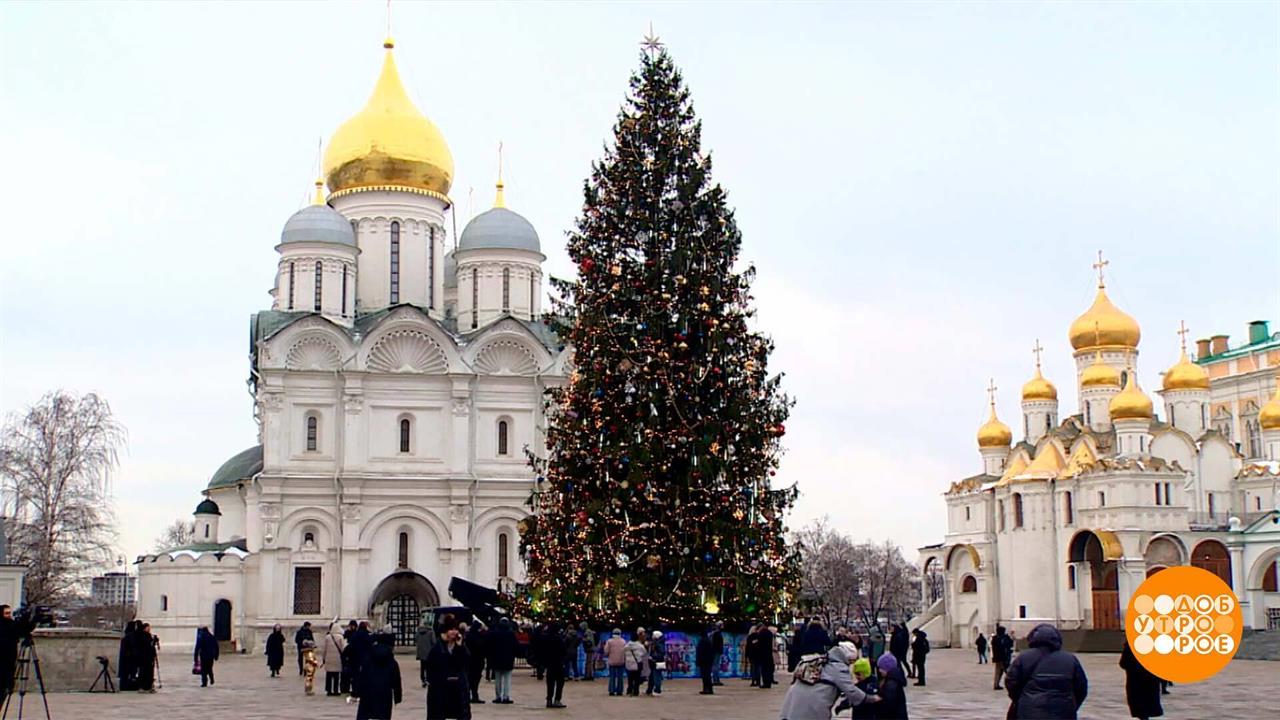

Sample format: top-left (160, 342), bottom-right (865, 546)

top-left (529, 275), bottom-right (536, 315)
top-left (204, 522), bottom-right (210, 539)
top-left (997, 500), bottom-right (1005, 531)
top-left (960, 575), bottom-right (977, 593)
top-left (1098, 491), bottom-right (1106, 507)
top-left (1247, 419), bottom-right (1262, 458)
top-left (1170, 405), bottom-right (1177, 428)
top-left (398, 531), bottom-right (409, 569)
top-left (1064, 491), bottom-right (1074, 525)
top-left (303, 531), bottom-right (315, 547)
top-left (389, 221), bottom-right (401, 304)
top-left (1013, 493), bottom-right (1024, 528)
top-left (160, 595), bottom-right (168, 612)
top-left (1068, 566), bottom-right (1077, 590)
top-left (288, 261), bottom-right (296, 310)
top-left (341, 266), bottom-right (348, 316)
top-left (471, 268), bottom-right (479, 329)
top-left (497, 420), bottom-right (509, 456)
top-left (964, 506), bottom-right (971, 521)
top-left (1045, 415), bottom-right (1052, 432)
top-left (312, 260), bottom-right (322, 311)
top-left (1121, 370), bottom-right (1129, 387)
top-left (399, 418), bottom-right (411, 453)
top-left (427, 227), bottom-right (435, 309)
top-left (1264, 560), bottom-right (1278, 593)
top-left (498, 532), bottom-right (510, 578)
top-left (502, 268), bottom-right (510, 312)
top-left (306, 415), bottom-right (318, 452)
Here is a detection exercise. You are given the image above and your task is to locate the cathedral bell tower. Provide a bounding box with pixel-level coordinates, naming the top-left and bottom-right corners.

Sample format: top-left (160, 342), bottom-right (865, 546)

top-left (1021, 340), bottom-right (1058, 445)
top-left (1159, 322), bottom-right (1210, 436)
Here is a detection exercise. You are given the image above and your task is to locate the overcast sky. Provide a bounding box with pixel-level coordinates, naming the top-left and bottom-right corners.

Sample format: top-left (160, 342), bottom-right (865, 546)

top-left (1, 2), bottom-right (1277, 569)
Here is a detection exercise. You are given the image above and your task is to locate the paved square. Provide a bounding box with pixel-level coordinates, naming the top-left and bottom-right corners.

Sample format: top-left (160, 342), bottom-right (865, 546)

top-left (36, 648), bottom-right (1279, 719)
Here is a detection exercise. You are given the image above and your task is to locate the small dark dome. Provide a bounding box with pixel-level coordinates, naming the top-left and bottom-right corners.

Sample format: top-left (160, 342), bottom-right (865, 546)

top-left (194, 498), bottom-right (221, 516)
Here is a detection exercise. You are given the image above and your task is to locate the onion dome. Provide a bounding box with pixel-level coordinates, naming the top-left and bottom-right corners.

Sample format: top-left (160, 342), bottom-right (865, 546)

top-left (281, 180), bottom-right (357, 246)
top-left (977, 403), bottom-right (1013, 448)
top-left (194, 498), bottom-right (221, 516)
top-left (1162, 350), bottom-right (1210, 391)
top-left (1081, 350), bottom-right (1122, 387)
top-left (1069, 285), bottom-right (1141, 350)
top-left (1022, 366), bottom-right (1057, 402)
top-left (1260, 382), bottom-right (1280, 431)
top-left (323, 38), bottom-right (453, 198)
top-left (1109, 370), bottom-right (1153, 420)
top-left (458, 180), bottom-right (542, 253)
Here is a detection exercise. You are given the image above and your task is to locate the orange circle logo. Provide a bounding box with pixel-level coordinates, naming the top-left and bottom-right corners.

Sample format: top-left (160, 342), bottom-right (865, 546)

top-left (1125, 566), bottom-right (1241, 683)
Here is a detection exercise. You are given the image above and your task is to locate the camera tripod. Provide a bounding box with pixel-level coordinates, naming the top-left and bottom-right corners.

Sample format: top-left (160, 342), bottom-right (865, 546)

top-left (1, 637), bottom-right (51, 720)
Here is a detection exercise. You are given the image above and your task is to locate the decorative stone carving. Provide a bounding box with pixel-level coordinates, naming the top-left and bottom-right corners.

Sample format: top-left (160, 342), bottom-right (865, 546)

top-left (367, 329), bottom-right (448, 374)
top-left (341, 504), bottom-right (361, 521)
top-left (286, 335), bottom-right (342, 371)
top-left (258, 502), bottom-right (281, 520)
top-left (343, 393), bottom-right (364, 414)
top-left (474, 340), bottom-right (540, 376)
top-left (449, 505), bottom-right (468, 524)
top-left (257, 392), bottom-right (284, 413)
top-left (452, 397), bottom-right (471, 417)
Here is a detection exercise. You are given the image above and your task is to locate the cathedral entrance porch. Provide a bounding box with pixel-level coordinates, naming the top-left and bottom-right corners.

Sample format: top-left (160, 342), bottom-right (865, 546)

top-left (1069, 530), bottom-right (1123, 630)
top-left (368, 571), bottom-right (440, 647)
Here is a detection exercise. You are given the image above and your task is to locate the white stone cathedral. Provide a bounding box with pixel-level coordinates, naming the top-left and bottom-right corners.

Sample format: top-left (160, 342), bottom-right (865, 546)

top-left (916, 264), bottom-right (1280, 648)
top-left (136, 37), bottom-right (566, 650)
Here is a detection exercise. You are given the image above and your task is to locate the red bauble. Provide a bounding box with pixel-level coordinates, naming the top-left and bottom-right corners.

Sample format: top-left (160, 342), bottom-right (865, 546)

top-left (581, 258), bottom-right (596, 272)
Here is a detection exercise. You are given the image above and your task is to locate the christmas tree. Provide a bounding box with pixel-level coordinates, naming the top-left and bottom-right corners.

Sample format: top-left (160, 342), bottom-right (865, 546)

top-left (519, 41), bottom-right (799, 627)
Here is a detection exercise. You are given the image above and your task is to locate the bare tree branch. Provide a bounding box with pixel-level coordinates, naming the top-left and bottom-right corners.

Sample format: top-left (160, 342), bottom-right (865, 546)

top-left (793, 519), bottom-right (920, 635)
top-left (0, 391), bottom-right (124, 605)
top-left (153, 518), bottom-right (195, 553)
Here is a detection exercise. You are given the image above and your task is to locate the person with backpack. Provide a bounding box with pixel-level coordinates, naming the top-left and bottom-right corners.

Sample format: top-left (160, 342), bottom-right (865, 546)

top-left (991, 625), bottom-right (1014, 690)
top-left (909, 629), bottom-right (929, 686)
top-left (1004, 624), bottom-right (1088, 720)
top-left (778, 641), bottom-right (879, 720)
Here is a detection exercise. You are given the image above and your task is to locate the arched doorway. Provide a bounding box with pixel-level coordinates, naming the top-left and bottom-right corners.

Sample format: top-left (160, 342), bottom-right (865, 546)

top-left (368, 571), bottom-right (440, 647)
top-left (1069, 530), bottom-right (1122, 630)
top-left (923, 557), bottom-right (944, 605)
top-left (1191, 540), bottom-right (1232, 586)
top-left (213, 599), bottom-right (232, 642)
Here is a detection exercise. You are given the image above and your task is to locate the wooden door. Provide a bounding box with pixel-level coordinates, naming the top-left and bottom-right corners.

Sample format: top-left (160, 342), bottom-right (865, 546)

top-left (1091, 591), bottom-right (1120, 630)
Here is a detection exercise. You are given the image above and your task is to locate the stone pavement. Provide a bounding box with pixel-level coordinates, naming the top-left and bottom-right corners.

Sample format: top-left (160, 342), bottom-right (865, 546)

top-left (36, 648), bottom-right (1279, 719)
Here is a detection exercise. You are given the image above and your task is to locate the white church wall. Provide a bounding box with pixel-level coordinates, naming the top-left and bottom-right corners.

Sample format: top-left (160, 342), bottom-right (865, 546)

top-left (209, 486), bottom-right (245, 540)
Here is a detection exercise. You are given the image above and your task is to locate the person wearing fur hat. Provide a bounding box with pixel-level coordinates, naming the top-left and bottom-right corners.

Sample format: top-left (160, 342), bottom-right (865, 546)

top-left (778, 642), bottom-right (879, 720)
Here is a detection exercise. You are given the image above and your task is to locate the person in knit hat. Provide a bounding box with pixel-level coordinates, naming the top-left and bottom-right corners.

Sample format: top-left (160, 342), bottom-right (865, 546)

top-left (778, 643), bottom-right (879, 719)
top-left (875, 652), bottom-right (909, 719)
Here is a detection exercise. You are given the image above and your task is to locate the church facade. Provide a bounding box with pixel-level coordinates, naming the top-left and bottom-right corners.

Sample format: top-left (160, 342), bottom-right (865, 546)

top-left (917, 265), bottom-right (1280, 647)
top-left (136, 37), bottom-right (565, 649)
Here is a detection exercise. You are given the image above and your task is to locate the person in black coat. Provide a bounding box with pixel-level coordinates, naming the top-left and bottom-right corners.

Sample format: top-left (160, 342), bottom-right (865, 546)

top-left (889, 624), bottom-right (911, 677)
top-left (1005, 624), bottom-right (1088, 720)
top-left (134, 623), bottom-right (157, 692)
top-left (426, 617), bottom-right (472, 720)
top-left (356, 634), bottom-right (402, 720)
top-left (117, 620), bottom-right (138, 691)
top-left (786, 622), bottom-right (805, 672)
top-left (710, 622), bottom-right (725, 686)
top-left (487, 618), bottom-right (517, 704)
top-left (992, 625), bottom-right (1014, 690)
top-left (800, 619), bottom-right (831, 656)
top-left (265, 624), bottom-right (286, 677)
top-left (294, 621), bottom-right (314, 676)
top-left (348, 622), bottom-right (373, 688)
top-left (463, 622), bottom-right (488, 704)
top-left (695, 627), bottom-right (717, 695)
top-left (1119, 639), bottom-right (1162, 720)
top-left (874, 652), bottom-right (910, 720)
top-left (976, 633), bottom-right (989, 664)
top-left (755, 625), bottom-right (776, 689)
top-left (0, 607), bottom-right (18, 700)
top-left (194, 625), bottom-right (219, 687)
top-left (909, 629), bottom-right (929, 686)
top-left (540, 621), bottom-right (567, 708)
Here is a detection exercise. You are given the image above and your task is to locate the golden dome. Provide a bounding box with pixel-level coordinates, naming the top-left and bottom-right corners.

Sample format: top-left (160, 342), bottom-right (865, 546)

top-left (1260, 382), bottom-right (1280, 430)
top-left (323, 38), bottom-right (454, 198)
top-left (977, 403), bottom-right (1013, 448)
top-left (1022, 366), bottom-right (1058, 402)
top-left (1109, 371), bottom-right (1153, 420)
top-left (1069, 286), bottom-right (1141, 351)
top-left (1162, 350), bottom-right (1210, 391)
top-left (1081, 350), bottom-right (1122, 387)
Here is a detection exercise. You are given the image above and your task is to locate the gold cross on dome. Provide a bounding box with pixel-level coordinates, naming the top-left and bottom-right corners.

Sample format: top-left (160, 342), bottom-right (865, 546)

top-left (640, 23), bottom-right (664, 56)
top-left (1177, 320), bottom-right (1190, 352)
top-left (1032, 339), bottom-right (1044, 370)
top-left (1092, 250), bottom-right (1109, 288)
top-left (986, 378), bottom-right (998, 407)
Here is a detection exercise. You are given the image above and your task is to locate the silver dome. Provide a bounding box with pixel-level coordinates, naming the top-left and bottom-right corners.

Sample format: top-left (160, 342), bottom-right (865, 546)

top-left (458, 207), bottom-right (541, 253)
top-left (281, 204), bottom-right (356, 246)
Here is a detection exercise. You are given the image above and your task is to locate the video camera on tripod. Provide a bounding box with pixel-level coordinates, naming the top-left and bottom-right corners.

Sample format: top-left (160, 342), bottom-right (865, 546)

top-left (2, 604), bottom-right (52, 720)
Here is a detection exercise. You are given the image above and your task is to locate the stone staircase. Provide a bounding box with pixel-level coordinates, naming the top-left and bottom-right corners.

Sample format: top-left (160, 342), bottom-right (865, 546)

top-left (1236, 629), bottom-right (1280, 660)
top-left (907, 598), bottom-right (949, 647)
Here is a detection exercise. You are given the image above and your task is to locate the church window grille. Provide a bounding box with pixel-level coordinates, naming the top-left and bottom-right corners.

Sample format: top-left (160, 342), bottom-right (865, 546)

top-left (292, 567), bottom-right (321, 615)
top-left (341, 266), bottom-right (348, 316)
top-left (1098, 491), bottom-right (1106, 507)
top-left (398, 532), bottom-right (409, 569)
top-left (399, 418), bottom-right (411, 453)
top-left (497, 420), bottom-right (509, 456)
top-left (498, 532), bottom-right (510, 578)
top-left (314, 261), bottom-right (323, 311)
top-left (1068, 566), bottom-right (1076, 590)
top-left (997, 500), bottom-right (1005, 531)
top-left (1064, 491), bottom-right (1073, 524)
top-left (160, 595), bottom-right (168, 612)
top-left (390, 221), bottom-right (401, 304)
top-left (1013, 493), bottom-right (1024, 528)
top-left (288, 262), bottom-right (296, 310)
top-left (502, 268), bottom-right (510, 312)
top-left (306, 415), bottom-right (318, 452)
top-left (471, 269), bottom-right (479, 329)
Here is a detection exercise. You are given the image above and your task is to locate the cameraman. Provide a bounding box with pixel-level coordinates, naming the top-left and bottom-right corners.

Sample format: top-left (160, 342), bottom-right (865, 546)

top-left (0, 605), bottom-right (23, 700)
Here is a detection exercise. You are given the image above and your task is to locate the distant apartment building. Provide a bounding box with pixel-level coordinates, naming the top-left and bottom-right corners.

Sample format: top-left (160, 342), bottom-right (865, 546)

top-left (91, 571), bottom-right (137, 607)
